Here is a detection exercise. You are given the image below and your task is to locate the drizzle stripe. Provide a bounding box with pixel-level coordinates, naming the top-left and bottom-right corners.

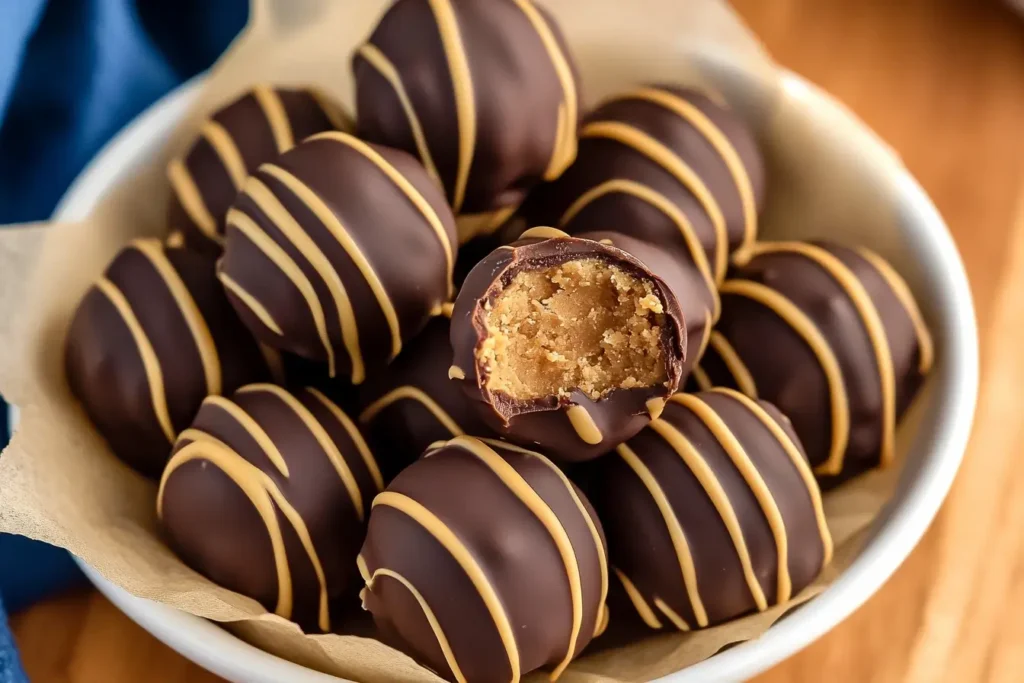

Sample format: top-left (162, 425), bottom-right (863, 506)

top-left (308, 87), bottom-right (355, 132)
top-left (710, 387), bottom-right (834, 565)
top-left (558, 179), bottom-right (719, 318)
top-left (855, 247), bottom-right (935, 374)
top-left (261, 163), bottom-right (402, 359)
top-left (520, 226), bottom-right (570, 240)
top-left (357, 43), bottom-right (442, 185)
top-left (613, 568), bottom-right (663, 630)
top-left (691, 366), bottom-right (712, 391)
top-left (306, 387), bottom-right (384, 492)
top-left (451, 437), bottom-right (582, 679)
top-left (157, 439), bottom-right (292, 619)
top-left (616, 87), bottom-right (757, 249)
top-left (96, 278), bottom-right (175, 442)
top-left (195, 396), bottom-right (290, 477)
top-left (509, 0), bottom-right (577, 177)
top-left (567, 405), bottom-right (603, 445)
top-left (740, 242), bottom-right (895, 466)
top-left (252, 86), bottom-right (294, 152)
top-left (257, 343), bottom-right (287, 385)
top-left (167, 159), bottom-right (221, 244)
top-left (359, 386), bottom-right (464, 437)
top-left (495, 438), bottom-right (610, 647)
top-left (707, 332), bottom-right (757, 398)
top-left (368, 569), bottom-right (467, 683)
top-left (228, 200), bottom-right (343, 380)
top-left (721, 279), bottom-right (850, 475)
top-left (237, 384), bottom-right (365, 520)
top-left (697, 309), bottom-right (713, 359)
top-left (580, 121), bottom-right (728, 282)
top-left (374, 491), bottom-right (520, 682)
top-left (307, 131), bottom-right (455, 296)
top-left (653, 598), bottom-right (691, 632)
top-left (427, 0), bottom-right (476, 212)
top-left (672, 393), bottom-right (792, 603)
top-left (133, 239), bottom-right (222, 396)
top-left (200, 120), bottom-right (248, 189)
top-left (649, 418), bottom-right (768, 610)
top-left (218, 271), bottom-right (284, 336)
top-left (616, 443), bottom-right (708, 627)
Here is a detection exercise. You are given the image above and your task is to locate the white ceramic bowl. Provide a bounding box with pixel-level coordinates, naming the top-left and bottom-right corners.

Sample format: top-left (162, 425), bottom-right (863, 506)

top-left (27, 65), bottom-right (977, 682)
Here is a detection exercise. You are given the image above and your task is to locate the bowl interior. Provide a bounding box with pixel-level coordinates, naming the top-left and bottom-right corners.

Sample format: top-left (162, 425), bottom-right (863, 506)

top-left (37, 63), bottom-right (978, 683)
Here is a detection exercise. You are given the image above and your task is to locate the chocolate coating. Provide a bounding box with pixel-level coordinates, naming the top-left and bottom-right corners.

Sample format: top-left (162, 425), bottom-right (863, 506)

top-left (353, 0), bottom-right (581, 220)
top-left (356, 316), bottom-right (495, 483)
top-left (695, 241), bottom-right (934, 483)
top-left (158, 383), bottom-right (382, 632)
top-left (507, 85), bottom-right (764, 302)
top-left (587, 389), bottom-right (832, 633)
top-left (219, 131), bottom-right (458, 384)
top-left (168, 86), bottom-right (351, 254)
top-left (65, 240), bottom-right (268, 478)
top-left (359, 436), bottom-right (608, 682)
top-left (450, 228), bottom-right (712, 462)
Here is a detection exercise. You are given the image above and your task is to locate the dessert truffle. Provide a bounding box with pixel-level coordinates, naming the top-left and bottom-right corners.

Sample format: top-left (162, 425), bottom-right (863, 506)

top-left (219, 131), bottom-right (458, 383)
top-left (158, 383), bottom-right (382, 632)
top-left (695, 241), bottom-right (934, 482)
top-left (508, 85), bottom-right (764, 298)
top-left (588, 389), bottom-right (832, 632)
top-left (353, 0), bottom-right (581, 226)
top-left (167, 85), bottom-right (351, 254)
top-left (359, 435), bottom-right (608, 682)
top-left (450, 227), bottom-right (713, 462)
top-left (65, 239), bottom-right (269, 478)
top-left (357, 314), bottom-right (494, 482)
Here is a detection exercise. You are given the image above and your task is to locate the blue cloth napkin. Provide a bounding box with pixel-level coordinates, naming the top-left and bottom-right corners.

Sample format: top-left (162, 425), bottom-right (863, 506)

top-left (0, 1), bottom-right (247, 678)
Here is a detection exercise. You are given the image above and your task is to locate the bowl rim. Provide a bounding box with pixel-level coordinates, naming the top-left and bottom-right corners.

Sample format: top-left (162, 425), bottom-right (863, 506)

top-left (31, 67), bottom-right (977, 683)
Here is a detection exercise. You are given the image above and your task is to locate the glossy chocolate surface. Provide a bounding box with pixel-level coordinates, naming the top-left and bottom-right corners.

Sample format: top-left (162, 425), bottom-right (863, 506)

top-left (353, 0), bottom-right (581, 218)
top-left (65, 240), bottom-right (268, 478)
top-left (158, 383), bottom-right (382, 632)
top-left (168, 86), bottom-right (349, 254)
top-left (360, 436), bottom-right (607, 682)
top-left (219, 132), bottom-right (458, 384)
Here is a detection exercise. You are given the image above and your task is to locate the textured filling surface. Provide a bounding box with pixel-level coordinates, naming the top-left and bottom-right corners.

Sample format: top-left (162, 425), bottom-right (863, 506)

top-left (480, 259), bottom-right (668, 401)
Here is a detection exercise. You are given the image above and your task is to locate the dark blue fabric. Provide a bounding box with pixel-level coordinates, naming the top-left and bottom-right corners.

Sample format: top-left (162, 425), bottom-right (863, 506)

top-left (0, 1), bottom-right (247, 678)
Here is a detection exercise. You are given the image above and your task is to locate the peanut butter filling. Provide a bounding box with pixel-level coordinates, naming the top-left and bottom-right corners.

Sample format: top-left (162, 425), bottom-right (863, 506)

top-left (479, 259), bottom-right (668, 401)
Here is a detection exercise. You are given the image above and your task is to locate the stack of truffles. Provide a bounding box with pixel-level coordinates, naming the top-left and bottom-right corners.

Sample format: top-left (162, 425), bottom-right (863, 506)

top-left (63, 0), bottom-right (933, 680)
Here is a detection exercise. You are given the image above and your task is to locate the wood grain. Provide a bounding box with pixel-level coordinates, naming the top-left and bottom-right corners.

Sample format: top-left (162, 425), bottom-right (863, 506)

top-left (10, 1), bottom-right (1024, 681)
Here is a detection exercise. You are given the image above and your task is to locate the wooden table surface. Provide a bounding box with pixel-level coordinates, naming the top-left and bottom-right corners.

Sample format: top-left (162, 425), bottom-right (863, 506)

top-left (11, 0), bottom-right (1024, 681)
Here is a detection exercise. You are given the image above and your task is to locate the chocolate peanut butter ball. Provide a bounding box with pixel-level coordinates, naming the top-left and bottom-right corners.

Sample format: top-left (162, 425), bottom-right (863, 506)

top-left (167, 85), bottom-right (351, 254)
top-left (359, 436), bottom-right (608, 682)
top-left (218, 131), bottom-right (458, 384)
top-left (694, 241), bottom-right (934, 483)
top-left (158, 384), bottom-right (382, 632)
top-left (450, 227), bottom-right (713, 462)
top-left (589, 389), bottom-right (832, 633)
top-left (508, 85), bottom-right (764, 303)
top-left (353, 0), bottom-right (581, 228)
top-left (65, 239), bottom-right (268, 478)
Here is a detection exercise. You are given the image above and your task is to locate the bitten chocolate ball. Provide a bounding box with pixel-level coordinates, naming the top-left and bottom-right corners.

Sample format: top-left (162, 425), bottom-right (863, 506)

top-left (450, 227), bottom-right (713, 462)
top-left (167, 85), bottom-right (351, 254)
top-left (357, 314), bottom-right (494, 483)
top-left (218, 131), bottom-right (458, 384)
top-left (508, 85), bottom-right (764, 299)
top-left (694, 241), bottom-right (934, 482)
top-left (588, 389), bottom-right (831, 633)
top-left (353, 0), bottom-right (580, 226)
top-left (158, 383), bottom-right (382, 632)
top-left (65, 239), bottom-right (268, 478)
top-left (359, 436), bottom-right (608, 682)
